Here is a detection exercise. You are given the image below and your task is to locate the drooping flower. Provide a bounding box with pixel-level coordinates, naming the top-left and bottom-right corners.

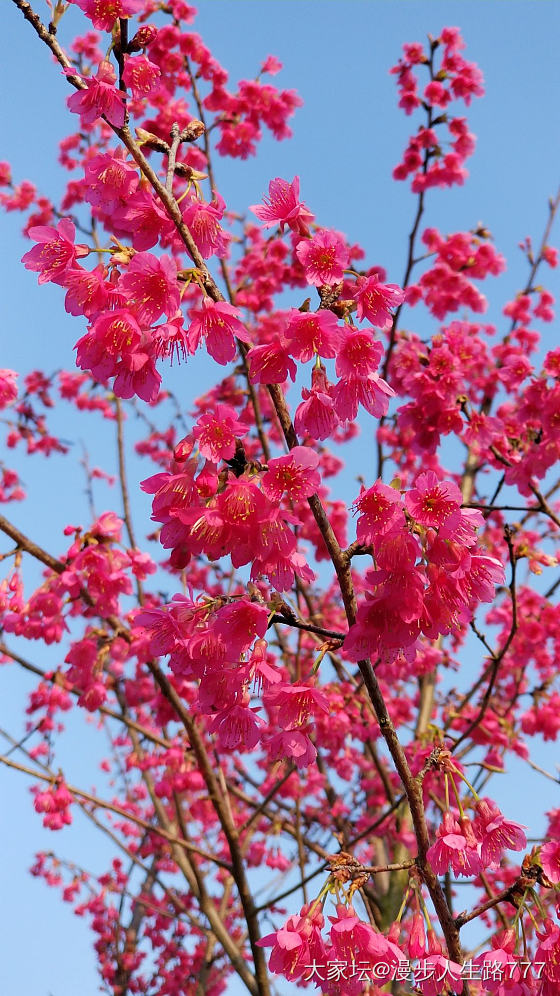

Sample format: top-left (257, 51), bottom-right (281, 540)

top-left (426, 810), bottom-right (482, 877)
top-left (261, 446), bottom-right (320, 502)
top-left (257, 904), bottom-right (327, 981)
top-left (22, 219), bottom-right (88, 285)
top-left (474, 931), bottom-right (520, 994)
top-left (295, 229), bottom-right (349, 286)
top-left (0, 370), bottom-right (18, 409)
top-left (207, 701), bottom-right (264, 750)
top-left (83, 153), bottom-right (139, 212)
top-left (335, 328), bottom-right (384, 379)
top-left (151, 314), bottom-right (189, 362)
top-left (187, 298), bottom-right (251, 363)
top-left (265, 682), bottom-right (329, 729)
top-left (328, 905), bottom-right (407, 988)
top-left (414, 953), bottom-right (463, 995)
top-left (211, 599), bottom-right (269, 656)
top-left (66, 61), bottom-right (127, 129)
top-left (113, 354), bottom-right (161, 403)
top-left (294, 365), bottom-right (339, 440)
top-left (473, 798), bottom-right (527, 866)
top-left (119, 252), bottom-right (180, 325)
top-left (263, 729), bottom-right (317, 768)
top-left (534, 921), bottom-right (560, 996)
top-left (354, 274), bottom-right (405, 329)
top-left (247, 342), bottom-right (297, 384)
top-left (63, 264), bottom-right (109, 318)
top-left (332, 372), bottom-right (395, 421)
top-left (182, 192), bottom-right (231, 259)
top-left (250, 176), bottom-right (314, 235)
top-left (404, 471), bottom-right (462, 535)
top-left (284, 308), bottom-right (342, 362)
top-left (192, 404), bottom-right (248, 462)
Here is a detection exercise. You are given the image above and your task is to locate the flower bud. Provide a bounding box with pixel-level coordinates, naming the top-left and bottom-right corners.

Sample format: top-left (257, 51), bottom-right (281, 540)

top-left (129, 24), bottom-right (158, 51)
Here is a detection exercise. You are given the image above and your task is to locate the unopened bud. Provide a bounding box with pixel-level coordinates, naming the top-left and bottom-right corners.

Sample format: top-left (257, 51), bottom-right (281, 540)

top-left (135, 128), bottom-right (170, 154)
top-left (129, 24), bottom-right (158, 51)
top-left (180, 120), bottom-right (205, 143)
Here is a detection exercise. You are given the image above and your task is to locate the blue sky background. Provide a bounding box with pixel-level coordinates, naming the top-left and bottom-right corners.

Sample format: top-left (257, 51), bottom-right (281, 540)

top-left (1, 2), bottom-right (560, 994)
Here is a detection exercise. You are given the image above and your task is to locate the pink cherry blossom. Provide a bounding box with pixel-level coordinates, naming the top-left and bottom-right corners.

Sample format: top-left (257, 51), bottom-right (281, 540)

top-left (192, 404), bottom-right (248, 462)
top-left (187, 298), bottom-right (251, 363)
top-left (405, 471), bottom-right (462, 534)
top-left (473, 798), bottom-right (527, 866)
top-left (247, 342), bottom-right (297, 384)
top-left (541, 841), bottom-right (560, 883)
top-left (284, 308), bottom-right (342, 362)
top-left (335, 328), bottom-right (384, 379)
top-left (119, 252), bottom-right (180, 325)
top-left (354, 480), bottom-right (405, 543)
top-left (182, 192), bottom-right (231, 259)
top-left (427, 811), bottom-right (483, 877)
top-left (66, 61), bottom-right (127, 128)
top-left (0, 369), bottom-right (18, 408)
top-left (70, 0), bottom-right (143, 31)
top-left (22, 219), bottom-right (88, 285)
top-left (122, 55), bottom-right (161, 98)
top-left (84, 154), bottom-right (139, 212)
top-left (250, 176), bottom-right (314, 235)
top-left (354, 274), bottom-right (405, 329)
top-left (261, 447), bottom-right (320, 502)
top-left (295, 228), bottom-right (350, 286)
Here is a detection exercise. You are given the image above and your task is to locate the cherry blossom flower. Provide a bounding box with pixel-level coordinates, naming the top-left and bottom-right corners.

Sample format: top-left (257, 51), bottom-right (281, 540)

top-left (22, 219), bottom-right (88, 285)
top-left (284, 308), bottom-right (342, 362)
top-left (211, 599), bottom-right (269, 656)
top-left (295, 229), bottom-right (349, 286)
top-left (294, 366), bottom-right (339, 440)
top-left (66, 61), bottom-right (127, 128)
top-left (187, 298), bottom-right (251, 363)
top-left (250, 176), bottom-right (314, 235)
top-left (427, 811), bottom-right (483, 877)
top-left (122, 55), bottom-right (161, 98)
top-left (328, 905), bottom-right (406, 988)
top-left (534, 922), bottom-right (560, 996)
top-left (473, 798), bottom-right (527, 865)
top-left (247, 341), bottom-right (297, 384)
top-left (353, 480), bottom-right (405, 543)
top-left (332, 372), bottom-right (395, 421)
top-left (70, 0), bottom-right (143, 31)
top-left (540, 841), bottom-right (560, 883)
top-left (354, 274), bottom-right (405, 329)
top-left (63, 264), bottom-right (109, 318)
top-left (405, 471), bottom-right (462, 535)
top-left (414, 953), bottom-right (462, 995)
top-left (265, 683), bottom-right (329, 729)
top-left (207, 702), bottom-right (264, 750)
top-left (263, 729), bottom-right (317, 767)
top-left (192, 404), bottom-right (248, 462)
top-left (258, 904), bottom-right (327, 981)
top-left (261, 446), bottom-right (320, 502)
top-left (335, 328), bottom-right (384, 379)
top-left (0, 369), bottom-right (18, 408)
top-left (119, 252), bottom-right (180, 325)
top-left (182, 193), bottom-right (231, 259)
top-left (84, 153), bottom-right (139, 212)
top-left (474, 932), bottom-right (521, 993)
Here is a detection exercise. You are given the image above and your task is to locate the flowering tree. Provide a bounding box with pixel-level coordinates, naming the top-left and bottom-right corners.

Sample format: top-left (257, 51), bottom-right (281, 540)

top-left (3, 2), bottom-right (560, 995)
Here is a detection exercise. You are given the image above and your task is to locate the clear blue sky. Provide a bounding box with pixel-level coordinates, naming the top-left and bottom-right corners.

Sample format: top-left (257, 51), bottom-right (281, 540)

top-left (1, 3), bottom-right (559, 994)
